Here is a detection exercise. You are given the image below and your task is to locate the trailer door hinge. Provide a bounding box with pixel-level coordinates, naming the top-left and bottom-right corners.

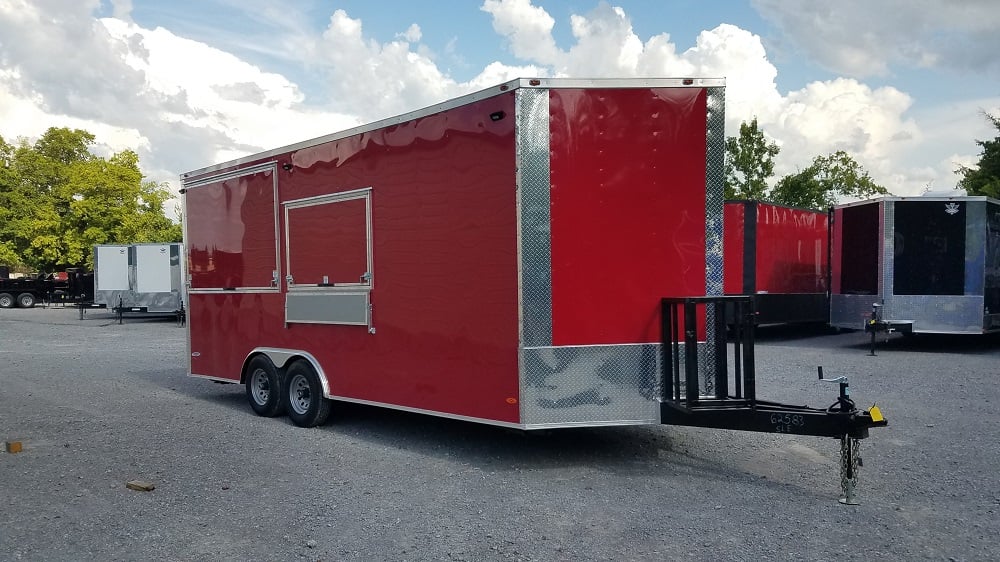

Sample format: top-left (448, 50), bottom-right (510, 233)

top-left (285, 274), bottom-right (294, 287)
top-left (360, 271), bottom-right (372, 284)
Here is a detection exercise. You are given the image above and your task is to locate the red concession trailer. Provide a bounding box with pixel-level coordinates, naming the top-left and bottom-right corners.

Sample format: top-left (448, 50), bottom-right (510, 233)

top-left (181, 78), bottom-right (727, 428)
top-left (180, 78), bottom-right (885, 468)
top-left (724, 201), bottom-right (830, 324)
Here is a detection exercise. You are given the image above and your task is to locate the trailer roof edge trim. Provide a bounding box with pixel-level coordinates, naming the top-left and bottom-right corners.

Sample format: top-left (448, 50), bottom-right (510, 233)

top-left (180, 77), bottom-right (726, 181)
top-left (835, 194), bottom-right (1000, 208)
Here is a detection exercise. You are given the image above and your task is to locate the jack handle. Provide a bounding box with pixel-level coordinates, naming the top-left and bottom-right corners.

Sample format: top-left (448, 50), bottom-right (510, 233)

top-left (818, 366), bottom-right (855, 413)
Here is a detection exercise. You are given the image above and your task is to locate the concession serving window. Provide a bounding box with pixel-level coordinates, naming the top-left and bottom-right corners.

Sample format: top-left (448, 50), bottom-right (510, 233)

top-left (283, 188), bottom-right (373, 326)
top-left (184, 163), bottom-right (280, 291)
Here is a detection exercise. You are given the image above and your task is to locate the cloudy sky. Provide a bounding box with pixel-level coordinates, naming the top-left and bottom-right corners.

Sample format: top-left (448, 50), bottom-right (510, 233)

top-left (0, 0), bottom-right (997, 207)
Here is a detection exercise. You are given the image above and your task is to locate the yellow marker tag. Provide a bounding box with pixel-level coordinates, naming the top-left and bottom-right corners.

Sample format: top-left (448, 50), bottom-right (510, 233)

top-left (869, 404), bottom-right (884, 422)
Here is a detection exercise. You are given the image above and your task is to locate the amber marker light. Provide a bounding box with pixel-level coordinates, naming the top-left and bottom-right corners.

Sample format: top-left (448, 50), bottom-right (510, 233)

top-left (506, 397), bottom-right (518, 405)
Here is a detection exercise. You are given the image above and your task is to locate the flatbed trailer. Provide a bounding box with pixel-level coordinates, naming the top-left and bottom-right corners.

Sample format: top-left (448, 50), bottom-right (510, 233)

top-left (0, 277), bottom-right (51, 308)
top-left (0, 270), bottom-right (94, 308)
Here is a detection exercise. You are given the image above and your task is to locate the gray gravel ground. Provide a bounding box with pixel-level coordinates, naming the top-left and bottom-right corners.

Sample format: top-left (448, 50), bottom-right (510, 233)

top-left (1, 307), bottom-right (998, 561)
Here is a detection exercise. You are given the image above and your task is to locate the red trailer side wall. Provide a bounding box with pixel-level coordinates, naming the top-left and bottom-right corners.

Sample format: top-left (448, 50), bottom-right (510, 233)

top-left (753, 203), bottom-right (828, 293)
top-left (723, 202), bottom-right (746, 294)
top-left (188, 94), bottom-right (522, 423)
top-left (186, 166), bottom-right (283, 383)
top-left (548, 87), bottom-right (708, 346)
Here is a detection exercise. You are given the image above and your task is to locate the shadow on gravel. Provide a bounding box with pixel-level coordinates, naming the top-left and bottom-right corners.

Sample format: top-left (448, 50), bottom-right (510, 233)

top-left (306, 402), bottom-right (819, 495)
top-left (326, 403), bottom-right (828, 497)
top-left (842, 331), bottom-right (1000, 355)
top-left (749, 322), bottom-right (839, 342)
top-left (80, 312), bottom-right (183, 325)
top-left (747, 321), bottom-right (1000, 357)
top-left (329, 400), bottom-right (669, 466)
top-left (139, 370), bottom-right (249, 412)
top-left (149, 369), bottom-right (832, 496)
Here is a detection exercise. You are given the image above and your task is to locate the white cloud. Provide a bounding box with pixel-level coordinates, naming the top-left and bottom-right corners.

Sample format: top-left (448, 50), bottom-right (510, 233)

top-left (752, 0), bottom-right (1000, 78)
top-left (770, 79), bottom-right (922, 192)
top-left (109, 0), bottom-right (132, 20)
top-left (677, 25), bottom-right (783, 123)
top-left (482, 0), bottom-right (562, 66)
top-left (902, 98), bottom-right (1000, 191)
top-left (398, 23), bottom-right (422, 43)
top-left (307, 9), bottom-right (460, 120)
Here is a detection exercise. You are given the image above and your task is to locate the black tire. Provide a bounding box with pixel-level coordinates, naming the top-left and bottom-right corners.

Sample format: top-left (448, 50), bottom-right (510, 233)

top-left (245, 355), bottom-right (285, 417)
top-left (0, 293), bottom-right (13, 309)
top-left (285, 360), bottom-right (331, 428)
top-left (16, 293), bottom-right (36, 308)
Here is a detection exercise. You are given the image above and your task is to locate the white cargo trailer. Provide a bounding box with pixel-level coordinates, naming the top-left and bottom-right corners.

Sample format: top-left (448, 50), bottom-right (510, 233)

top-left (93, 243), bottom-right (185, 314)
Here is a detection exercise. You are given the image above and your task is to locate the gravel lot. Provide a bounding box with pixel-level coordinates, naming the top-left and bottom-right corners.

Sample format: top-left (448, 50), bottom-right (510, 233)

top-left (1, 306), bottom-right (998, 561)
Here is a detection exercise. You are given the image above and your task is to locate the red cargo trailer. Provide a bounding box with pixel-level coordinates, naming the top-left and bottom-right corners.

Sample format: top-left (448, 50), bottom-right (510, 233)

top-left (724, 201), bottom-right (830, 324)
top-left (180, 78), bottom-right (885, 467)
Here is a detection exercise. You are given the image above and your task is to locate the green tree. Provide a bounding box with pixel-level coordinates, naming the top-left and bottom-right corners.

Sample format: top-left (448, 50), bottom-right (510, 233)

top-left (725, 117), bottom-right (780, 200)
top-left (957, 111), bottom-right (1000, 198)
top-left (0, 135), bottom-right (22, 266)
top-left (770, 151), bottom-right (889, 210)
top-left (0, 127), bottom-right (181, 271)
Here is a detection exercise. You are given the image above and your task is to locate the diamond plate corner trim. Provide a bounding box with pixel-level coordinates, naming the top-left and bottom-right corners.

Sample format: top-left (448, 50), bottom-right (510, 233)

top-left (521, 344), bottom-right (661, 426)
top-left (965, 200), bottom-right (987, 296)
top-left (705, 87), bottom-right (726, 298)
top-left (516, 88), bottom-right (553, 349)
top-left (883, 199), bottom-right (893, 300)
top-left (702, 87), bottom-right (726, 394)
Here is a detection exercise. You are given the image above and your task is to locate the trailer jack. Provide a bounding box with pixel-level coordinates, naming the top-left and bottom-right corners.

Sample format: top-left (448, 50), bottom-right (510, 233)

top-left (660, 297), bottom-right (888, 503)
top-left (865, 302), bottom-right (888, 356)
top-left (865, 302), bottom-right (914, 356)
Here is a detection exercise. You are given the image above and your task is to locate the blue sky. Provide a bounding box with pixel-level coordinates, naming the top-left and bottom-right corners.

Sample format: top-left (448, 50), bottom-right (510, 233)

top-left (3, 0), bottom-right (998, 201)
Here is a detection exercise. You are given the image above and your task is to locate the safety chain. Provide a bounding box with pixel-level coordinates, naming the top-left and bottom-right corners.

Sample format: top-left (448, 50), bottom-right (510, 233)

top-left (702, 335), bottom-right (715, 397)
top-left (839, 436), bottom-right (862, 505)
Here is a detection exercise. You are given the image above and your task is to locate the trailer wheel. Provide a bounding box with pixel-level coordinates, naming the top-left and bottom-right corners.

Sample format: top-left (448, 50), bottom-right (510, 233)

top-left (16, 293), bottom-right (36, 308)
top-left (285, 360), bottom-right (331, 428)
top-left (245, 355), bottom-right (286, 417)
top-left (0, 293), bottom-right (13, 309)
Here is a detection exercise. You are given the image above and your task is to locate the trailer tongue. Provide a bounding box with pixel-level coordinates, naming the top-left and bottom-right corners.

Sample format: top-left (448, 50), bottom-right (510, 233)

top-left (660, 296), bottom-right (887, 503)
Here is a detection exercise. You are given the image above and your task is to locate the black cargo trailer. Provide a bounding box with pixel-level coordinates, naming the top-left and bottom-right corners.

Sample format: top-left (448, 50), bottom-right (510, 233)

top-left (830, 195), bottom-right (1000, 334)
